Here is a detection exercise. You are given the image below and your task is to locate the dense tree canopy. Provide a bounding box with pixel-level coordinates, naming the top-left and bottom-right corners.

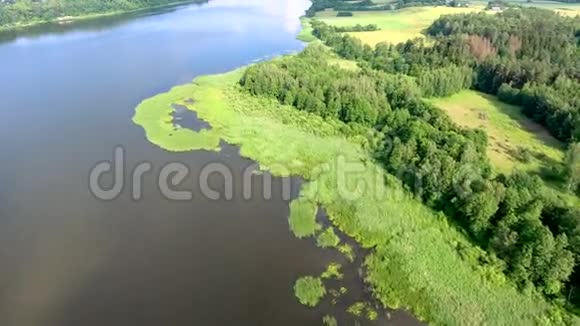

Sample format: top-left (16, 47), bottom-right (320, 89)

top-left (241, 46), bottom-right (391, 126)
top-left (427, 9), bottom-right (580, 66)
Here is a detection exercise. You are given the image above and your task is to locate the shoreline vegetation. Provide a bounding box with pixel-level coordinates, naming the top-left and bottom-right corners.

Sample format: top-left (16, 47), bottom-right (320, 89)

top-left (132, 64), bottom-right (578, 324)
top-left (132, 0), bottom-right (580, 324)
top-left (0, 0), bottom-right (206, 32)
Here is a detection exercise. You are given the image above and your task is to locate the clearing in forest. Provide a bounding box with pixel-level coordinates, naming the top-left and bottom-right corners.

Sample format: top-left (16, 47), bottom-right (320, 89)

top-left (429, 90), bottom-right (565, 175)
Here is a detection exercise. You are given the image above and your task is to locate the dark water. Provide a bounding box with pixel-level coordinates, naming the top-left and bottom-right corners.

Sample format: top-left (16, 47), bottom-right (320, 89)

top-left (0, 1), bottom-right (420, 325)
top-left (172, 104), bottom-right (210, 131)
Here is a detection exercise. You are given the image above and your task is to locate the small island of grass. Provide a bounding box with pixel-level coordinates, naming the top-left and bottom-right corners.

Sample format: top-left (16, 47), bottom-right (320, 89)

top-left (294, 276), bottom-right (327, 307)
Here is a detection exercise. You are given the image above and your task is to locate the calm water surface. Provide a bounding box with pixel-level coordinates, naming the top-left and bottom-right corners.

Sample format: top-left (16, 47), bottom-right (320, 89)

top-left (0, 1), bottom-right (420, 325)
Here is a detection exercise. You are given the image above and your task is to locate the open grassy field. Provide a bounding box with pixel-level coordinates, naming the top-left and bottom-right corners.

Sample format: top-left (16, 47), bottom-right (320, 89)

top-left (328, 56), bottom-right (360, 71)
top-left (133, 62), bottom-right (578, 325)
top-left (429, 91), bottom-right (580, 208)
top-left (429, 90), bottom-right (565, 175)
top-left (313, 6), bottom-right (484, 45)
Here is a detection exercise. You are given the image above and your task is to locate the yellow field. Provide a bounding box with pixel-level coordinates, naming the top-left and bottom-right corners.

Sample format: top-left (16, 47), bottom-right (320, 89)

top-left (553, 7), bottom-right (580, 16)
top-left (429, 90), bottom-right (565, 174)
top-left (314, 6), bottom-right (484, 45)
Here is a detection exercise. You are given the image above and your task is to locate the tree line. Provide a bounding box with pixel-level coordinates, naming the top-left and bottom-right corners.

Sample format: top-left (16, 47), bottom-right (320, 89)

top-left (332, 23), bottom-right (380, 32)
top-left (0, 0), bottom-right (207, 27)
top-left (241, 18), bottom-right (580, 311)
top-left (304, 0), bottom-right (446, 17)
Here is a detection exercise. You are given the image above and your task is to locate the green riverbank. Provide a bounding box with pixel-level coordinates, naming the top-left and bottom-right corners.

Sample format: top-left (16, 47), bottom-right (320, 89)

top-left (0, 0), bottom-right (200, 32)
top-left (133, 64), bottom-right (578, 324)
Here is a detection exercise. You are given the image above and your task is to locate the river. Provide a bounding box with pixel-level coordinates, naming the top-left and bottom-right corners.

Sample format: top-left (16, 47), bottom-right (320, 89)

top-left (0, 1), bottom-right (419, 325)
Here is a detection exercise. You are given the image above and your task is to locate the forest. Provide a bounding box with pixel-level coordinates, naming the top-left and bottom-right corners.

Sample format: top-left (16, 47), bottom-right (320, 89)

top-left (0, 0), bottom-right (205, 27)
top-left (240, 4), bottom-right (580, 314)
top-left (308, 8), bottom-right (580, 143)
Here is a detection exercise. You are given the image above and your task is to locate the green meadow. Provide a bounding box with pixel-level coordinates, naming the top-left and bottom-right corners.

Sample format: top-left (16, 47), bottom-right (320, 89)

top-left (133, 64), bottom-right (578, 324)
top-left (429, 91), bottom-right (580, 207)
top-left (297, 17), bottom-right (317, 42)
top-left (429, 90), bottom-right (565, 175)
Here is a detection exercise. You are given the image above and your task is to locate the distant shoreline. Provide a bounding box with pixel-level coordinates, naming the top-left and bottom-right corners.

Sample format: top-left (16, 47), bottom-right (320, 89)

top-left (0, 0), bottom-right (200, 32)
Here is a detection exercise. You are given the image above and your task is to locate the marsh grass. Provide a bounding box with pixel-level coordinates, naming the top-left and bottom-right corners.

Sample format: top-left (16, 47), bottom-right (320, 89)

top-left (289, 197), bottom-right (321, 238)
top-left (317, 227), bottom-right (341, 248)
top-left (297, 17), bottom-right (317, 42)
top-left (294, 276), bottom-right (327, 307)
top-left (321, 262), bottom-right (343, 280)
top-left (346, 301), bottom-right (385, 321)
top-left (322, 315), bottom-right (338, 326)
top-left (132, 67), bottom-right (578, 325)
top-left (337, 243), bottom-right (355, 262)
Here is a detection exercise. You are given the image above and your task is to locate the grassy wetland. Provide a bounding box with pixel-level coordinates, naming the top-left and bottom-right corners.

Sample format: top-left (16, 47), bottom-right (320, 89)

top-left (133, 54), bottom-right (577, 324)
